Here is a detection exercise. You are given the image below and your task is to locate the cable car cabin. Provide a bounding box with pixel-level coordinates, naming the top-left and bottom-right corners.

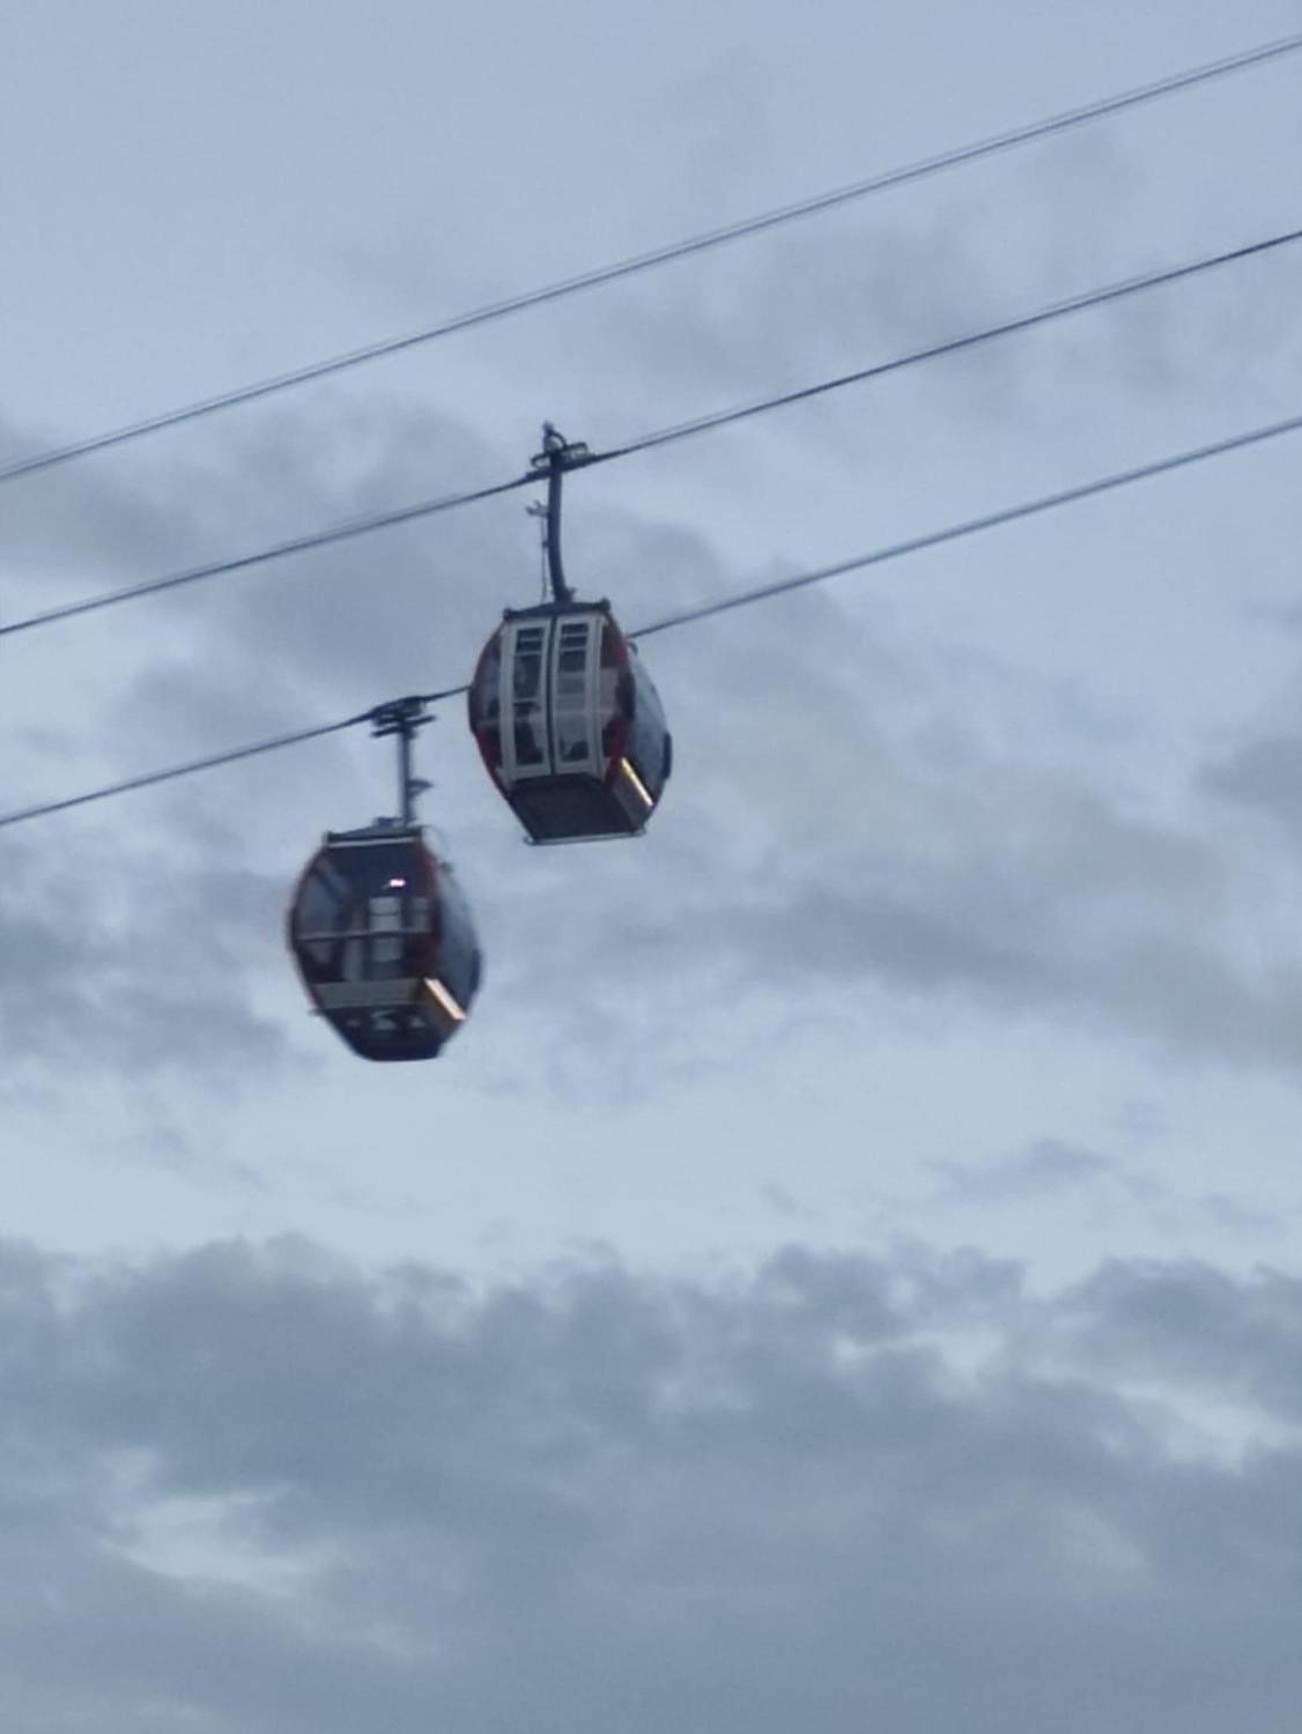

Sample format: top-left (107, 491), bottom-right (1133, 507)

top-left (468, 601), bottom-right (672, 843)
top-left (288, 824), bottom-right (481, 1061)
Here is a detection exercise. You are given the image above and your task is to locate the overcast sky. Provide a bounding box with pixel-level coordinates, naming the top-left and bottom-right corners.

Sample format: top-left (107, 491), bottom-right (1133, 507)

top-left (5, 1), bottom-right (1302, 1728)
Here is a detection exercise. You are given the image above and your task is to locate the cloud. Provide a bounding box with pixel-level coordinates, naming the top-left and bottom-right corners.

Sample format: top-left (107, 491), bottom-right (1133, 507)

top-left (3, 1235), bottom-right (1302, 1731)
top-left (1202, 724), bottom-right (1302, 844)
top-left (0, 828), bottom-right (294, 1089)
top-left (925, 1141), bottom-right (1279, 1251)
top-left (0, 411), bottom-right (218, 592)
top-left (1058, 1258), bottom-right (1302, 1423)
top-left (933, 1138), bottom-right (1115, 1204)
top-left (501, 708), bottom-right (1302, 1079)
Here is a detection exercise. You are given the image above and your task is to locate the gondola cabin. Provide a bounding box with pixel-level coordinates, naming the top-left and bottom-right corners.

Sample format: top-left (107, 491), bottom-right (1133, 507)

top-left (468, 601), bottom-right (672, 843)
top-left (288, 823), bottom-right (481, 1061)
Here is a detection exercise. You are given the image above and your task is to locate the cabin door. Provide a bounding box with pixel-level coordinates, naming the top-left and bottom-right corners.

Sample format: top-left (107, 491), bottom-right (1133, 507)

top-left (500, 616), bottom-right (599, 783)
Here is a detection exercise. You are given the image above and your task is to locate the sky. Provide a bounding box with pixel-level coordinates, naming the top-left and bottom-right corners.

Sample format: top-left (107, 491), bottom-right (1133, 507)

top-left (4, 0), bottom-right (1302, 1727)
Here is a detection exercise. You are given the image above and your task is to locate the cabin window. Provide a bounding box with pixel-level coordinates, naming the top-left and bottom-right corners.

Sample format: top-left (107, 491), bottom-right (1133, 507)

top-left (478, 642), bottom-right (501, 724)
top-left (554, 620), bottom-right (592, 766)
top-left (294, 868), bottom-right (343, 971)
top-left (368, 893), bottom-right (405, 979)
top-left (296, 868), bottom-right (339, 935)
top-left (512, 626), bottom-right (546, 766)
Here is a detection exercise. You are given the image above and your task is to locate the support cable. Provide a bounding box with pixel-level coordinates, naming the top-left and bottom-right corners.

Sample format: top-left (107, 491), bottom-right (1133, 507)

top-left (0, 715), bottom-right (368, 831)
top-left (0, 471), bottom-right (533, 640)
top-left (2, 31), bottom-right (1300, 489)
top-left (631, 406), bottom-right (1302, 639)
top-left (4, 410), bottom-right (1302, 831)
top-left (3, 219), bottom-right (1300, 644)
top-left (601, 223), bottom-right (1302, 464)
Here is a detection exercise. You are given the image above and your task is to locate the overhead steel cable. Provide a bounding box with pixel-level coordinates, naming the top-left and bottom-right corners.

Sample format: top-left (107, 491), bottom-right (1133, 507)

top-left (3, 31), bottom-right (1302, 490)
top-left (4, 218), bottom-right (1301, 644)
top-left (630, 406), bottom-right (1302, 639)
top-left (0, 715), bottom-right (367, 830)
top-left (0, 685), bottom-right (470, 832)
top-left (598, 221), bottom-right (1302, 463)
top-left (5, 405), bottom-right (1302, 832)
top-left (0, 470), bottom-right (535, 638)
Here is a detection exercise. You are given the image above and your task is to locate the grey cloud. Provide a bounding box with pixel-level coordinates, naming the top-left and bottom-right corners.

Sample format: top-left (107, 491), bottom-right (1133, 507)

top-left (930, 1144), bottom-right (1279, 1247)
top-left (4, 1236), bottom-right (1302, 1730)
top-left (1059, 1258), bottom-right (1302, 1423)
top-left (1193, 1193), bottom-right (1279, 1238)
top-left (0, 413), bottom-right (219, 592)
top-left (1202, 725), bottom-right (1302, 844)
top-left (0, 830), bottom-right (294, 1088)
top-left (0, 395), bottom-right (514, 730)
top-left (934, 1138), bottom-right (1115, 1204)
top-left (1042, 241), bottom-right (1302, 414)
top-left (494, 725), bottom-right (1302, 1080)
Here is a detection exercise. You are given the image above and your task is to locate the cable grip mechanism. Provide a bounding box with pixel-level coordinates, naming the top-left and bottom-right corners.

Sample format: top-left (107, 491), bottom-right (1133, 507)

top-left (370, 695), bottom-right (433, 826)
top-left (529, 423), bottom-right (592, 606)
